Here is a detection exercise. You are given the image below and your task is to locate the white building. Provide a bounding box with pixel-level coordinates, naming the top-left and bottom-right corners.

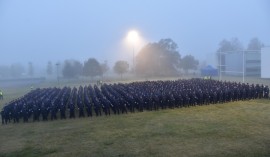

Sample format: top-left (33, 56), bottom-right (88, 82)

top-left (219, 50), bottom-right (261, 77)
top-left (261, 47), bottom-right (270, 78)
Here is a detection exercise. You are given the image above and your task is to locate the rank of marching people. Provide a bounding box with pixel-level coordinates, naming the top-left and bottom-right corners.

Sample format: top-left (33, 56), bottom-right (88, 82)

top-left (1, 78), bottom-right (269, 125)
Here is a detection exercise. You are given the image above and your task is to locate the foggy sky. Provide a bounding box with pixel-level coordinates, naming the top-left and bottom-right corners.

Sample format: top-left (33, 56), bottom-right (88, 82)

top-left (0, 0), bottom-right (270, 67)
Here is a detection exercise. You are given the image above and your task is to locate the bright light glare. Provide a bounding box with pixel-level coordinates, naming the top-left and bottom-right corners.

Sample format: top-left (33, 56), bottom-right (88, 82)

top-left (127, 30), bottom-right (139, 43)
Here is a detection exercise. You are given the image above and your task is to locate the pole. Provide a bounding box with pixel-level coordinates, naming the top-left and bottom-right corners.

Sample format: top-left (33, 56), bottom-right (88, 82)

top-left (219, 51), bottom-right (221, 81)
top-left (56, 63), bottom-right (59, 85)
top-left (243, 51), bottom-right (245, 83)
top-left (133, 45), bottom-right (135, 73)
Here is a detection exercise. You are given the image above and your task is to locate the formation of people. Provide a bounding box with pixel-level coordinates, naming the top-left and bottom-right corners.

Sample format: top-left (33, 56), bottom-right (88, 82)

top-left (1, 78), bottom-right (269, 124)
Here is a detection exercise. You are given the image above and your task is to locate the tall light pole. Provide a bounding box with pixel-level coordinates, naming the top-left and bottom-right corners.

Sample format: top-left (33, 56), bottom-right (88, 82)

top-left (127, 30), bottom-right (139, 73)
top-left (56, 63), bottom-right (60, 85)
top-left (132, 44), bottom-right (135, 72)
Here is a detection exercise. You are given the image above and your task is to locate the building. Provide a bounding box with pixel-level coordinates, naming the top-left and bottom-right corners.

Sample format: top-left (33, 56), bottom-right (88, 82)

top-left (261, 47), bottom-right (270, 78)
top-left (219, 50), bottom-right (261, 77)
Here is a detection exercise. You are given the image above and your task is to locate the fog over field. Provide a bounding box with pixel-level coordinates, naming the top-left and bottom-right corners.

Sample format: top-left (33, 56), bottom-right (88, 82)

top-left (1, 1), bottom-right (270, 157)
top-left (1, 1), bottom-right (269, 62)
top-left (0, 0), bottom-right (269, 78)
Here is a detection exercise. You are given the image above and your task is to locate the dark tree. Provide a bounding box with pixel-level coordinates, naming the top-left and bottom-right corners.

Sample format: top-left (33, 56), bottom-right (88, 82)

top-left (136, 38), bottom-right (181, 76)
top-left (83, 58), bottom-right (102, 78)
top-left (62, 60), bottom-right (83, 78)
top-left (181, 55), bottom-right (199, 74)
top-left (47, 61), bottom-right (53, 76)
top-left (216, 38), bottom-right (243, 72)
top-left (230, 38), bottom-right (243, 51)
top-left (217, 39), bottom-right (232, 52)
top-left (247, 37), bottom-right (264, 51)
top-left (73, 61), bottom-right (83, 75)
top-left (28, 62), bottom-right (34, 76)
top-left (217, 38), bottom-right (243, 52)
top-left (114, 60), bottom-right (129, 79)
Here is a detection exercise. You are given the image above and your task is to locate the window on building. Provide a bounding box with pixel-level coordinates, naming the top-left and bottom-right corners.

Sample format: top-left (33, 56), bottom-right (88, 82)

top-left (246, 67), bottom-right (261, 72)
top-left (246, 60), bottom-right (261, 63)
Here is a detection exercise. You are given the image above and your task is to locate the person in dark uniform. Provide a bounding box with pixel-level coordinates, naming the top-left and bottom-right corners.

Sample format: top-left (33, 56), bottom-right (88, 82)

top-left (60, 102), bottom-right (66, 119)
top-left (1, 78), bottom-right (269, 124)
top-left (13, 103), bottom-right (19, 123)
top-left (263, 85), bottom-right (269, 98)
top-left (41, 102), bottom-right (48, 121)
top-left (78, 101), bottom-right (85, 118)
top-left (33, 104), bottom-right (40, 122)
top-left (50, 102), bottom-right (58, 120)
top-left (4, 108), bottom-right (10, 124)
top-left (69, 103), bottom-right (75, 119)
top-left (22, 104), bottom-right (29, 123)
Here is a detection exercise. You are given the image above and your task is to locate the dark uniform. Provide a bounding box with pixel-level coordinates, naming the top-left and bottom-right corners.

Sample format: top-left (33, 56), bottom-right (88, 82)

top-left (1, 78), bottom-right (268, 124)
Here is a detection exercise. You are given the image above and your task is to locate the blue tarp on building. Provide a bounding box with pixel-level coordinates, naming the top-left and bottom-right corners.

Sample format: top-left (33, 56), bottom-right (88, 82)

top-left (200, 65), bottom-right (218, 76)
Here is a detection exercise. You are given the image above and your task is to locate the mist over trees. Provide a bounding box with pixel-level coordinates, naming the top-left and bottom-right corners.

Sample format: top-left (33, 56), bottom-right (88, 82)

top-left (135, 38), bottom-right (199, 76)
top-left (7, 37), bottom-right (266, 80)
top-left (247, 38), bottom-right (264, 50)
top-left (217, 37), bottom-right (264, 53)
top-left (217, 38), bottom-right (244, 52)
top-left (83, 58), bottom-right (102, 78)
top-left (181, 55), bottom-right (199, 74)
top-left (51, 58), bottom-right (111, 79)
top-left (114, 60), bottom-right (129, 79)
top-left (136, 38), bottom-right (181, 76)
top-left (62, 60), bottom-right (83, 78)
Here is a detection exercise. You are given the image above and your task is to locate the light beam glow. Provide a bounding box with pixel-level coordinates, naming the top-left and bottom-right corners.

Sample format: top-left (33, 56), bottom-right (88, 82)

top-left (127, 30), bottom-right (139, 43)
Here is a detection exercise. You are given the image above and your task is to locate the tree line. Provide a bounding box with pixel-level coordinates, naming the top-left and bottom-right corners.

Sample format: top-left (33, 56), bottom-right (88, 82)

top-left (0, 38), bottom-right (206, 79)
top-left (60, 38), bottom-right (200, 78)
top-left (52, 59), bottom-right (129, 79)
top-left (0, 58), bottom-right (129, 79)
top-left (217, 37), bottom-right (264, 52)
top-left (0, 37), bottom-right (264, 79)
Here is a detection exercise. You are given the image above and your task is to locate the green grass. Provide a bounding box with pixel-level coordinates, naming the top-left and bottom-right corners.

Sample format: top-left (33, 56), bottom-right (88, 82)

top-left (0, 77), bottom-right (270, 157)
top-left (1, 99), bottom-right (270, 157)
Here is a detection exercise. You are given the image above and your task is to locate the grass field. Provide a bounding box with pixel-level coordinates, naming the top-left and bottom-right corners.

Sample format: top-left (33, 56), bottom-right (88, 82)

top-left (0, 77), bottom-right (270, 157)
